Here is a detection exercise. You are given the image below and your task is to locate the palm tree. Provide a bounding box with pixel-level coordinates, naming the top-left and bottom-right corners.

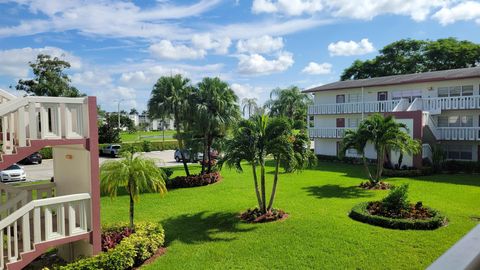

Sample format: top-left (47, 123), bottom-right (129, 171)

top-left (222, 114), bottom-right (313, 214)
top-left (100, 152), bottom-right (167, 228)
top-left (265, 86), bottom-right (312, 128)
top-left (195, 77), bottom-right (240, 174)
top-left (340, 114), bottom-right (421, 185)
top-left (148, 74), bottom-right (193, 176)
top-left (241, 98), bottom-right (258, 118)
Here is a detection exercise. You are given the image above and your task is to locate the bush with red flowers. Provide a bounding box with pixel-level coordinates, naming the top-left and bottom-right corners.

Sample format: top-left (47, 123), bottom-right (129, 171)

top-left (166, 172), bottom-right (221, 188)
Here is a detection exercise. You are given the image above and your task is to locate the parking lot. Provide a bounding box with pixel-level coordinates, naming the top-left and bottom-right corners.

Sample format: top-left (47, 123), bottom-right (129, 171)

top-left (19, 150), bottom-right (180, 182)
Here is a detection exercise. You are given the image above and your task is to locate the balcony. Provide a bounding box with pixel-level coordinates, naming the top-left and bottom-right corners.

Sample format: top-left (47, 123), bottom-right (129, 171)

top-left (408, 95), bottom-right (480, 114)
top-left (437, 127), bottom-right (480, 141)
top-left (308, 99), bottom-right (405, 115)
top-left (309, 128), bottom-right (348, 139)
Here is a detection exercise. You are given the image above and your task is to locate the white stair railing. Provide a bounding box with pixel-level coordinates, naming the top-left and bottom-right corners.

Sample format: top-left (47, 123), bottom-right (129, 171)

top-left (393, 98), bottom-right (410, 112)
top-left (0, 193), bottom-right (91, 269)
top-left (422, 112), bottom-right (440, 139)
top-left (422, 144), bottom-right (433, 163)
top-left (0, 96), bottom-right (89, 155)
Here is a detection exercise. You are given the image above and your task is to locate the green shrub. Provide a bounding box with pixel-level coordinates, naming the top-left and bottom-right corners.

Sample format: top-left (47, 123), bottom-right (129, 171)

top-left (39, 147), bottom-right (53, 159)
top-left (383, 167), bottom-right (433, 177)
top-left (382, 184), bottom-right (409, 213)
top-left (57, 222), bottom-right (165, 270)
top-left (443, 160), bottom-right (480, 173)
top-left (162, 168), bottom-right (174, 179)
top-left (100, 141), bottom-right (179, 154)
top-left (349, 202), bottom-right (446, 230)
top-left (141, 140), bottom-right (152, 152)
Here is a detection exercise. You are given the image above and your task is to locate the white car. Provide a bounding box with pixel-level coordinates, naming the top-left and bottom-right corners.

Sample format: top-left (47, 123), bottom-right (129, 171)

top-left (1, 164), bottom-right (27, 183)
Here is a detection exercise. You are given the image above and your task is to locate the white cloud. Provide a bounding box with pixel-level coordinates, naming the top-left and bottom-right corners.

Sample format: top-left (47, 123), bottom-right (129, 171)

top-left (191, 34), bottom-right (231, 55)
top-left (71, 71), bottom-right (112, 88)
top-left (328, 38), bottom-right (375, 56)
top-left (432, 1), bottom-right (480, 25)
top-left (237, 52), bottom-right (294, 75)
top-left (251, 0), bottom-right (447, 22)
top-left (96, 86), bottom-right (138, 110)
top-left (0, 46), bottom-right (82, 77)
top-left (252, 0), bottom-right (323, 16)
top-left (0, 0), bottom-right (221, 39)
top-left (231, 83), bottom-right (268, 103)
top-left (237, 35), bottom-right (284, 54)
top-left (302, 62), bottom-right (332, 74)
top-left (149, 40), bottom-right (206, 60)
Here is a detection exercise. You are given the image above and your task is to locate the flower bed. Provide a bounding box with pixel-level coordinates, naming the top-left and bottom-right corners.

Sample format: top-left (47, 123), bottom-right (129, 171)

top-left (240, 208), bottom-right (288, 223)
top-left (166, 172), bottom-right (221, 188)
top-left (359, 181), bottom-right (392, 190)
top-left (349, 202), bottom-right (447, 230)
top-left (56, 222), bottom-right (165, 270)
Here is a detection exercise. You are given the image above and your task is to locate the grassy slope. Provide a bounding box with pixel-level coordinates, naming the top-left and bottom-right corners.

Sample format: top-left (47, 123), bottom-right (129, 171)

top-left (100, 162), bottom-right (480, 270)
top-left (120, 130), bottom-right (177, 142)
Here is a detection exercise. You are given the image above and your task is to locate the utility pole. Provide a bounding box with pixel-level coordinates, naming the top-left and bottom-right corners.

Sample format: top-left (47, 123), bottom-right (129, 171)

top-left (116, 99), bottom-right (125, 130)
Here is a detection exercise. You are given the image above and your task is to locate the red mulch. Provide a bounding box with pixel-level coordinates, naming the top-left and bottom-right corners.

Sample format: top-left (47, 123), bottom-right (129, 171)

top-left (359, 181), bottom-right (392, 190)
top-left (367, 201), bottom-right (434, 220)
top-left (240, 208), bottom-right (289, 223)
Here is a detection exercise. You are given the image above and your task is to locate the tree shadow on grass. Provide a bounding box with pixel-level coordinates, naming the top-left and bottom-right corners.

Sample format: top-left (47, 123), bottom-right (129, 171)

top-left (303, 184), bottom-right (373, 199)
top-left (161, 211), bottom-right (255, 245)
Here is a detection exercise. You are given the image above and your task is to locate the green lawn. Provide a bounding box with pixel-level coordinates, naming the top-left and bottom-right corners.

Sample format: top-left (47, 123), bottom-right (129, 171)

top-left (120, 130), bottom-right (177, 142)
top-left (100, 162), bottom-right (480, 269)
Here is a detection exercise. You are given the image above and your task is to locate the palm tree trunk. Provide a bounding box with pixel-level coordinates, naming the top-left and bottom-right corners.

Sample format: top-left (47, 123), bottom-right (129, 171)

top-left (361, 153), bottom-right (374, 183)
top-left (129, 192), bottom-right (134, 229)
top-left (375, 145), bottom-right (385, 183)
top-left (201, 136), bottom-right (207, 175)
top-left (175, 122), bottom-right (190, 176)
top-left (252, 164), bottom-right (263, 210)
top-left (267, 156), bottom-right (281, 211)
top-left (260, 160), bottom-right (267, 213)
top-left (207, 136), bottom-right (213, 174)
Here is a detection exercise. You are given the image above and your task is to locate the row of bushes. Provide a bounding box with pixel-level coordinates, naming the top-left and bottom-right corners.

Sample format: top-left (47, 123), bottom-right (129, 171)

top-left (166, 172), bottom-right (221, 189)
top-left (100, 140), bottom-right (179, 153)
top-left (349, 202), bottom-right (446, 230)
top-left (316, 154), bottom-right (377, 165)
top-left (383, 167), bottom-right (434, 177)
top-left (55, 222), bottom-right (165, 270)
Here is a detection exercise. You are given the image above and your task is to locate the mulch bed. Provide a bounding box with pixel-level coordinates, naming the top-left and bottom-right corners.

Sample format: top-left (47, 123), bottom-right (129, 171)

top-left (359, 181), bottom-right (392, 190)
top-left (167, 172), bottom-right (222, 189)
top-left (240, 208), bottom-right (289, 223)
top-left (367, 201), bottom-right (434, 220)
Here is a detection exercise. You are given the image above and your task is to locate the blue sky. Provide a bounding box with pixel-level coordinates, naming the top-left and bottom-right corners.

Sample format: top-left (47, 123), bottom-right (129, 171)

top-left (0, 0), bottom-right (479, 112)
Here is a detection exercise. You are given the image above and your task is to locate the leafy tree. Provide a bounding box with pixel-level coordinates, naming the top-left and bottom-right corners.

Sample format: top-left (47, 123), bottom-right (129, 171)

top-left (129, 108), bottom-right (138, 115)
top-left (15, 54), bottom-right (85, 97)
top-left (100, 152), bottom-right (167, 228)
top-left (341, 38), bottom-right (480, 80)
top-left (340, 114), bottom-right (421, 185)
top-left (221, 114), bottom-right (314, 214)
top-left (241, 98), bottom-right (258, 119)
top-left (148, 74), bottom-right (194, 176)
top-left (265, 86), bottom-right (312, 129)
top-left (194, 77), bottom-right (240, 174)
top-left (98, 113), bottom-right (121, 144)
top-left (106, 113), bottom-right (135, 131)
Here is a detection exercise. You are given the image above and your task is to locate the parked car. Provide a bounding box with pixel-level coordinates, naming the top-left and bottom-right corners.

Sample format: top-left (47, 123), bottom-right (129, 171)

top-left (100, 144), bottom-right (122, 157)
top-left (19, 152), bottom-right (42, 164)
top-left (174, 149), bottom-right (200, 162)
top-left (198, 149), bottom-right (219, 161)
top-left (1, 164), bottom-right (27, 183)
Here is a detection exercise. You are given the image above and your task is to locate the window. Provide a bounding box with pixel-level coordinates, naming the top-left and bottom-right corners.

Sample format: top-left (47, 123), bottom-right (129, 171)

top-left (336, 95), bottom-right (345, 103)
top-left (437, 85), bottom-right (474, 97)
top-left (444, 145), bottom-right (472, 160)
top-left (438, 115), bottom-right (473, 127)
top-left (462, 85), bottom-right (474, 96)
top-left (377, 91), bottom-right (388, 101)
top-left (348, 118), bottom-right (361, 128)
top-left (348, 93), bottom-right (361, 103)
top-left (309, 116), bottom-right (314, 128)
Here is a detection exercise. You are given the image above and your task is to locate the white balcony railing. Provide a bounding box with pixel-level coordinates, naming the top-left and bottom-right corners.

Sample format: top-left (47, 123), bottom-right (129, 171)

top-left (437, 127), bottom-right (480, 141)
top-left (308, 100), bottom-right (401, 115)
top-left (409, 95), bottom-right (480, 114)
top-left (309, 128), bottom-right (349, 138)
top-left (0, 96), bottom-right (90, 155)
top-left (0, 193), bottom-right (90, 269)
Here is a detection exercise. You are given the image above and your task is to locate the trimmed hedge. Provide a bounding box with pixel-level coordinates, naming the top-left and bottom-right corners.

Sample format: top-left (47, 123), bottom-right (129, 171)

top-left (100, 140), bottom-right (179, 153)
top-left (166, 172), bottom-right (221, 189)
top-left (57, 222), bottom-right (165, 270)
top-left (442, 160), bottom-right (480, 174)
top-left (349, 202), bottom-right (447, 230)
top-left (383, 167), bottom-right (434, 177)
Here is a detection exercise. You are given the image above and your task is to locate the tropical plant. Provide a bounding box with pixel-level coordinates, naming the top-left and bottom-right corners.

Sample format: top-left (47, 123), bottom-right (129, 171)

top-left (100, 152), bottom-right (167, 228)
top-left (265, 86), bottom-right (313, 129)
top-left (241, 98), bottom-right (258, 118)
top-left (194, 77), bottom-right (240, 174)
top-left (340, 114), bottom-right (421, 185)
top-left (221, 114), bottom-right (314, 215)
top-left (148, 74), bottom-right (194, 176)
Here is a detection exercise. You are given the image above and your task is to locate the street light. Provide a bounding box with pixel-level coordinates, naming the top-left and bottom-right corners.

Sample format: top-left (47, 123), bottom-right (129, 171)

top-left (116, 99), bottom-right (125, 130)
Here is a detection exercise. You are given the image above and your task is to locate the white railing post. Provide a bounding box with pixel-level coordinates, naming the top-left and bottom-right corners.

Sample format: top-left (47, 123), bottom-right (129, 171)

top-left (33, 207), bottom-right (41, 243)
top-left (39, 105), bottom-right (48, 139)
top-left (28, 102), bottom-right (38, 140)
top-left (16, 107), bottom-right (26, 147)
top-left (22, 213), bottom-right (30, 252)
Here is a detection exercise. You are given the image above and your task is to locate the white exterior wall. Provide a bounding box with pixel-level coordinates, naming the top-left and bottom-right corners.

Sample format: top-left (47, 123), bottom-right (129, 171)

top-left (311, 77), bottom-right (480, 164)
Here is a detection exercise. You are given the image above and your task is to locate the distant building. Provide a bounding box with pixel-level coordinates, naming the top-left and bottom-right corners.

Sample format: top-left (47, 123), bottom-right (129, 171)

top-left (130, 112), bottom-right (174, 131)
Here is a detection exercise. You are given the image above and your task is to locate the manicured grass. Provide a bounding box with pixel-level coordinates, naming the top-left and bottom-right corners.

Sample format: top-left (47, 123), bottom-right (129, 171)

top-left (120, 130), bottom-right (177, 142)
top-left (100, 162), bottom-right (480, 269)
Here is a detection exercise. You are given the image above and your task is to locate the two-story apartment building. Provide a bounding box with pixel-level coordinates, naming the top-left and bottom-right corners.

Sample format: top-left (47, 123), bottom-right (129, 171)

top-left (304, 66), bottom-right (480, 168)
top-left (0, 89), bottom-right (101, 269)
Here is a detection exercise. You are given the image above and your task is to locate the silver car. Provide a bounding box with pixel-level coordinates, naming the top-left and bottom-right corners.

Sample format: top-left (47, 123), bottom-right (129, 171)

top-left (1, 164), bottom-right (27, 183)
